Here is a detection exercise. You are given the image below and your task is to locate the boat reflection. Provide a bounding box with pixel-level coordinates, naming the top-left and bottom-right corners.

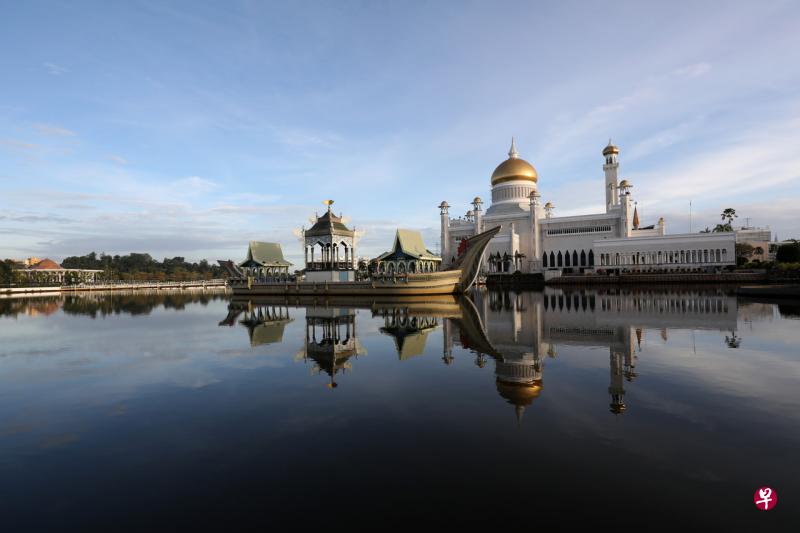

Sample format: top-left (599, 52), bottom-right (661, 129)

top-left (222, 288), bottom-right (746, 420)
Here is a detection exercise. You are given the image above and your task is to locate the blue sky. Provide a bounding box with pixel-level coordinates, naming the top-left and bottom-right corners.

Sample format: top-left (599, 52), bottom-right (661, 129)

top-left (2, 0), bottom-right (799, 265)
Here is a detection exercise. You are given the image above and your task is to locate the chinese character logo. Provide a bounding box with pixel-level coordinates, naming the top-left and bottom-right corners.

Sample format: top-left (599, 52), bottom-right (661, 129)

top-left (753, 487), bottom-right (778, 511)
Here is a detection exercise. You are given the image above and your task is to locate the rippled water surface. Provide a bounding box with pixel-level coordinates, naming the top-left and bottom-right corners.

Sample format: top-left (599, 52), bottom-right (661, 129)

top-left (0, 288), bottom-right (797, 528)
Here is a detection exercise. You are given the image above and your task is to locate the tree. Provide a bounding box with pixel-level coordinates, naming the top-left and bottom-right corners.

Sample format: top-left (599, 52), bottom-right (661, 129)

top-left (735, 243), bottom-right (754, 260)
top-left (721, 208), bottom-right (738, 227)
top-left (713, 223), bottom-right (733, 232)
top-left (0, 259), bottom-right (16, 285)
top-left (776, 242), bottom-right (800, 263)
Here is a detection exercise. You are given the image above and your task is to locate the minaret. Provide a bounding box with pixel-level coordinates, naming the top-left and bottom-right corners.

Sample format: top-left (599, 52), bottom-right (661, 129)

top-left (603, 140), bottom-right (620, 212)
top-left (472, 197), bottom-right (483, 234)
top-left (619, 180), bottom-right (633, 237)
top-left (632, 204), bottom-right (640, 230)
top-left (439, 201), bottom-right (450, 267)
top-left (529, 190), bottom-right (542, 272)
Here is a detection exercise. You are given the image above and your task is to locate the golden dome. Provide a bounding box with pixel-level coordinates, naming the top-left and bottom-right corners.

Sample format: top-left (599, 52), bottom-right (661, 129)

top-left (603, 140), bottom-right (619, 156)
top-left (496, 379), bottom-right (543, 407)
top-left (491, 138), bottom-right (538, 186)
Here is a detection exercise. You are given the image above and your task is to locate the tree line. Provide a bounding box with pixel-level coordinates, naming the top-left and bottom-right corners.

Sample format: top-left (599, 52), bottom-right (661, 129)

top-left (60, 252), bottom-right (226, 281)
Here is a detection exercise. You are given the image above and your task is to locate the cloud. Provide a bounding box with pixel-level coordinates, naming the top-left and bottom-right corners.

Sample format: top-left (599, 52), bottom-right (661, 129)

top-left (174, 176), bottom-right (219, 193)
top-left (32, 123), bottom-right (76, 137)
top-left (633, 114), bottom-right (800, 206)
top-left (0, 138), bottom-right (45, 154)
top-left (43, 62), bottom-right (69, 75)
top-left (672, 62), bottom-right (712, 78)
top-left (108, 154), bottom-right (128, 165)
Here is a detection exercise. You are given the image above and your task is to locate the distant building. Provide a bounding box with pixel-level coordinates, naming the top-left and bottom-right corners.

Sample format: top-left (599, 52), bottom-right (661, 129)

top-left (440, 139), bottom-right (737, 277)
top-left (735, 227), bottom-right (771, 262)
top-left (19, 258), bottom-right (102, 284)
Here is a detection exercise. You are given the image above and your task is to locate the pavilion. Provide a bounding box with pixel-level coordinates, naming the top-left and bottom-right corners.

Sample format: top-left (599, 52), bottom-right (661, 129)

top-left (373, 229), bottom-right (441, 275)
top-left (238, 242), bottom-right (293, 281)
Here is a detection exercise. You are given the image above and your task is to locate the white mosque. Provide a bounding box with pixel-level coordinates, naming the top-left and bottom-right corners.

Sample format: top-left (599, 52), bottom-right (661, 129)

top-left (439, 139), bottom-right (736, 277)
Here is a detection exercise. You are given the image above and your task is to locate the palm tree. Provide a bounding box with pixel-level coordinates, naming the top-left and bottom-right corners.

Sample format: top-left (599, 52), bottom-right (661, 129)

top-left (720, 208), bottom-right (737, 227)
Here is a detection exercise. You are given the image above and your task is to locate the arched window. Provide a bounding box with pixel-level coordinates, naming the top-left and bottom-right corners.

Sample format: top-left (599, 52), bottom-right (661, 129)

top-left (589, 250), bottom-right (595, 266)
top-left (580, 250), bottom-right (587, 266)
top-left (557, 251), bottom-right (563, 267)
top-left (542, 252), bottom-right (548, 268)
top-left (565, 251), bottom-right (571, 267)
top-left (573, 250), bottom-right (579, 266)
top-left (550, 251), bottom-right (555, 267)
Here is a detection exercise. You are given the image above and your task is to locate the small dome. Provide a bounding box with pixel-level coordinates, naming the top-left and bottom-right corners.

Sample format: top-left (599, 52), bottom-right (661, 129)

top-left (491, 139), bottom-right (538, 186)
top-left (466, 210), bottom-right (474, 217)
top-left (473, 196), bottom-right (482, 204)
top-left (544, 201), bottom-right (554, 209)
top-left (603, 140), bottom-right (620, 156)
top-left (619, 179), bottom-right (630, 188)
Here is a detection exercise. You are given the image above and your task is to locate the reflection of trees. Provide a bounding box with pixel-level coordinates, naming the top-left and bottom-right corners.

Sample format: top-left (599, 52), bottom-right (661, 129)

top-left (0, 296), bottom-right (62, 318)
top-left (1, 291), bottom-right (227, 319)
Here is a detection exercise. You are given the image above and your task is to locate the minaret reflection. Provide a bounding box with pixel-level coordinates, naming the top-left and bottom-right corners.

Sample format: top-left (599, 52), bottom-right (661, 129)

top-left (297, 308), bottom-right (366, 388)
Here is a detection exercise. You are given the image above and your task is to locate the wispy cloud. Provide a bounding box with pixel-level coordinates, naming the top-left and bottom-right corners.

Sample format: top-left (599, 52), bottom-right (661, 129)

top-left (43, 62), bottom-right (69, 76)
top-left (108, 154), bottom-right (128, 165)
top-left (32, 123), bottom-right (76, 137)
top-left (672, 62), bottom-right (712, 78)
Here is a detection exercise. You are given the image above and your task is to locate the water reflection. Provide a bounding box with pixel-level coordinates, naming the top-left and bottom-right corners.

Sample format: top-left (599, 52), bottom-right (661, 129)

top-left (219, 300), bottom-right (293, 346)
top-left (2, 288), bottom-right (798, 528)
top-left (0, 289), bottom-right (228, 319)
top-left (296, 307), bottom-right (366, 388)
top-left (218, 288), bottom-right (747, 421)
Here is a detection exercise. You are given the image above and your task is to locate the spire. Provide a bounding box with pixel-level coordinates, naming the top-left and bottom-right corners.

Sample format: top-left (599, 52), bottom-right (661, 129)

top-left (508, 137), bottom-right (519, 159)
top-left (515, 405), bottom-right (525, 426)
top-left (633, 205), bottom-right (640, 229)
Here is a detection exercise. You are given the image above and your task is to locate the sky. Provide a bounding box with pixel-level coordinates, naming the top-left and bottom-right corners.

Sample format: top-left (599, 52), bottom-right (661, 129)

top-left (1, 0), bottom-right (799, 265)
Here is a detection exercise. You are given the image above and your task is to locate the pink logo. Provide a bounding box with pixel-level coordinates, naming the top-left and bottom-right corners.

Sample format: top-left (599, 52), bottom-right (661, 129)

top-left (753, 487), bottom-right (778, 511)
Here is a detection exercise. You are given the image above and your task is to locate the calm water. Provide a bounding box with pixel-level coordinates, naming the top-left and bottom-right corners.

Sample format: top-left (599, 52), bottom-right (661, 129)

top-left (0, 288), bottom-right (797, 528)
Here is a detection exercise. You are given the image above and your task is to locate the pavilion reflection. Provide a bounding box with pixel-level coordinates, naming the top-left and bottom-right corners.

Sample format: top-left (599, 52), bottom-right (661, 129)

top-left (219, 300), bottom-right (293, 347)
top-left (295, 307), bottom-right (366, 388)
top-left (377, 308), bottom-right (439, 360)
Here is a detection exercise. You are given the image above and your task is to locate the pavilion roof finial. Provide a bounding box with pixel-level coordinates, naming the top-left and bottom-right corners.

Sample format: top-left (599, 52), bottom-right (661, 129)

top-left (508, 137), bottom-right (519, 159)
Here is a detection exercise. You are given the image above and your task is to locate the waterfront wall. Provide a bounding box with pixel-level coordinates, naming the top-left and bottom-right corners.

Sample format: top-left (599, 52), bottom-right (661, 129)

top-left (1, 279), bottom-right (227, 296)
